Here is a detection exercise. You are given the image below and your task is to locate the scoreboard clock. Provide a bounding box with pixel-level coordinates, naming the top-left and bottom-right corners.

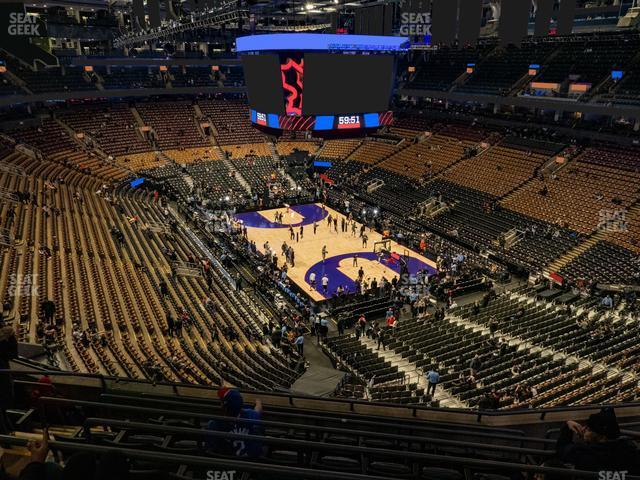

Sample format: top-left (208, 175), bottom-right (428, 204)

top-left (337, 115), bottom-right (361, 129)
top-left (256, 112), bottom-right (267, 126)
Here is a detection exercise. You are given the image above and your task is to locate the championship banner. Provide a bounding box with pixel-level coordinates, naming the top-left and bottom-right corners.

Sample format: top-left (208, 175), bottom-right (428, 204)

top-left (0, 1), bottom-right (57, 67)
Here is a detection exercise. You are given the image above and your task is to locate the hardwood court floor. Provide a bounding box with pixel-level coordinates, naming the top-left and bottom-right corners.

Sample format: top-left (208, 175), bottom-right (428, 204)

top-left (236, 203), bottom-right (437, 302)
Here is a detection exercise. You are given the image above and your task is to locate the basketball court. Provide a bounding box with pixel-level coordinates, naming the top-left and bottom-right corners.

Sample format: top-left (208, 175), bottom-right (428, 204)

top-left (235, 203), bottom-right (437, 302)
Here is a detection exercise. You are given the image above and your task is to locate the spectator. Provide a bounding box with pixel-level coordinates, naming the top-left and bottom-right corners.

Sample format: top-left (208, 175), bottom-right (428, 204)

top-left (488, 316), bottom-right (499, 336)
top-left (41, 299), bottom-right (56, 324)
top-left (377, 328), bottom-right (387, 351)
top-left (386, 313), bottom-right (396, 328)
top-left (337, 317), bottom-right (345, 336)
top-left (319, 315), bottom-right (329, 341)
top-left (0, 301), bottom-right (12, 327)
top-left (358, 314), bottom-right (366, 332)
top-left (166, 313), bottom-right (175, 337)
top-left (0, 327), bottom-right (18, 434)
top-left (294, 334), bottom-right (304, 356)
top-left (159, 280), bottom-right (169, 297)
top-left (425, 367), bottom-right (440, 396)
top-left (18, 428), bottom-right (131, 480)
top-left (556, 407), bottom-right (640, 474)
top-left (469, 354), bottom-right (482, 374)
top-left (207, 388), bottom-right (263, 458)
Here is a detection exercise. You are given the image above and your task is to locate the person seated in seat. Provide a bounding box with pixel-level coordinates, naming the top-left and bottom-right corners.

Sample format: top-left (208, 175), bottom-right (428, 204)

top-left (207, 388), bottom-right (263, 459)
top-left (556, 407), bottom-right (640, 474)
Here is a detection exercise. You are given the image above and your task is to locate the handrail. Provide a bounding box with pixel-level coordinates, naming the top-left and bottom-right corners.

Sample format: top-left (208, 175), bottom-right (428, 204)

top-left (99, 393), bottom-right (552, 444)
top-left (6, 368), bottom-right (640, 424)
top-left (79, 418), bottom-right (610, 479)
top-left (0, 436), bottom-right (395, 480)
top-left (0, 427), bottom-right (612, 480)
top-left (92, 395), bottom-right (550, 451)
top-left (79, 417), bottom-right (547, 462)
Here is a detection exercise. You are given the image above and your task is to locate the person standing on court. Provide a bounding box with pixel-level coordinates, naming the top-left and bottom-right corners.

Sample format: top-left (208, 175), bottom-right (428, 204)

top-left (321, 274), bottom-right (329, 294)
top-left (313, 221), bottom-right (318, 234)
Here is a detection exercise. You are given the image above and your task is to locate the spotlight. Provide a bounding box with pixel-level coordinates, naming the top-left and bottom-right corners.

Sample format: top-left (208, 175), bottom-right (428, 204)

top-left (373, 208), bottom-right (379, 215)
top-left (224, 195), bottom-right (230, 202)
top-left (362, 209), bottom-right (366, 215)
top-left (305, 2), bottom-right (313, 10)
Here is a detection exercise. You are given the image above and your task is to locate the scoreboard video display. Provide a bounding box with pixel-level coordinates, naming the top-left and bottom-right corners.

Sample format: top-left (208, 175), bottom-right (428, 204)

top-left (250, 110), bottom-right (393, 131)
top-left (302, 54), bottom-right (395, 115)
top-left (239, 34), bottom-right (406, 132)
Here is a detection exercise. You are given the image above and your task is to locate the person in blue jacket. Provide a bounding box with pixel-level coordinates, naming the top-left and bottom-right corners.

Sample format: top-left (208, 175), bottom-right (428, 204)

top-left (207, 388), bottom-right (263, 458)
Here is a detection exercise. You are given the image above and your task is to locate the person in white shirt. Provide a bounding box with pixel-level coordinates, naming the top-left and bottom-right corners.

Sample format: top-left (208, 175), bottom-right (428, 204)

top-left (321, 274), bottom-right (329, 294)
top-left (309, 272), bottom-right (316, 290)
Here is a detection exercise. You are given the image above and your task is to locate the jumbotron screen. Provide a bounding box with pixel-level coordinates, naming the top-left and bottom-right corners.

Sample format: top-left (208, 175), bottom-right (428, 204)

top-left (241, 54), bottom-right (286, 115)
top-left (303, 54), bottom-right (395, 115)
top-left (242, 51), bottom-right (396, 131)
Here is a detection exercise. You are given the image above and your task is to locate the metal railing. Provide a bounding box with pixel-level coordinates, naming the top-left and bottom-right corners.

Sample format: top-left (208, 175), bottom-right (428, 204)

top-left (0, 432), bottom-right (616, 480)
top-left (114, 2), bottom-right (248, 48)
top-left (5, 368), bottom-right (640, 426)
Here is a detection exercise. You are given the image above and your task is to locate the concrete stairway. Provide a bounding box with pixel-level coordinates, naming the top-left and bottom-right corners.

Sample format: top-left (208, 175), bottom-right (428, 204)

top-left (222, 156), bottom-right (252, 194)
top-left (358, 334), bottom-right (467, 408)
top-left (545, 230), bottom-right (609, 274)
top-left (267, 141), bottom-right (298, 190)
top-left (3, 68), bottom-right (32, 95)
top-left (130, 106), bottom-right (146, 128)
